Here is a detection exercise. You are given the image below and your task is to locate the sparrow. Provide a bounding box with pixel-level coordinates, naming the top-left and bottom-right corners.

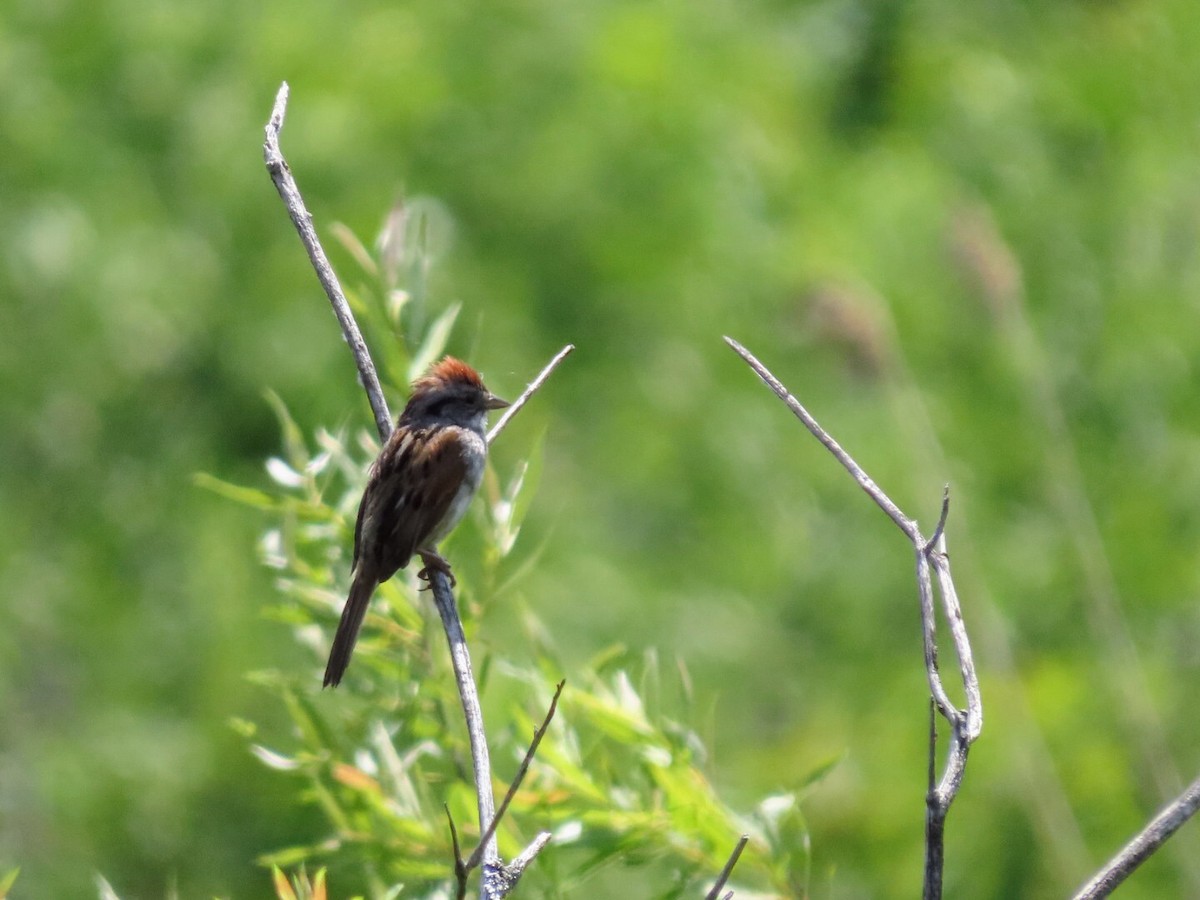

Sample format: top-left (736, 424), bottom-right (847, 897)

top-left (323, 357), bottom-right (509, 687)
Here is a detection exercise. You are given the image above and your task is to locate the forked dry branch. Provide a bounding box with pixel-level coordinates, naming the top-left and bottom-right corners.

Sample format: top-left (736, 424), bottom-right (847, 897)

top-left (725, 337), bottom-right (982, 900)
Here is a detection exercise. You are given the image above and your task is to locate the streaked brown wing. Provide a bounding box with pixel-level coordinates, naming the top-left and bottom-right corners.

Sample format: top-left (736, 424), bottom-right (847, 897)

top-left (352, 426), bottom-right (467, 581)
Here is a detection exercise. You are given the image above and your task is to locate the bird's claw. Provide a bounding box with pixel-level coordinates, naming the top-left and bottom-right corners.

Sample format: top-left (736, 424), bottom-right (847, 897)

top-left (417, 552), bottom-right (456, 590)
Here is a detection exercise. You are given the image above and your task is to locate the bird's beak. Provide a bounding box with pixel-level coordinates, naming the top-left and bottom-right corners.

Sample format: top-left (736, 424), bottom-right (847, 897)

top-left (486, 393), bottom-right (510, 410)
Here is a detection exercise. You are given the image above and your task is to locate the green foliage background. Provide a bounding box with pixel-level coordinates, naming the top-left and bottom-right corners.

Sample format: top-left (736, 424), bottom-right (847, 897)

top-left (3, 0), bottom-right (1200, 896)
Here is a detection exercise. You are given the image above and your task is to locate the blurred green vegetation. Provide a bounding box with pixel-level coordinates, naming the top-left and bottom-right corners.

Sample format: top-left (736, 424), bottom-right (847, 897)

top-left (2, 0), bottom-right (1200, 897)
top-left (194, 227), bottom-right (815, 898)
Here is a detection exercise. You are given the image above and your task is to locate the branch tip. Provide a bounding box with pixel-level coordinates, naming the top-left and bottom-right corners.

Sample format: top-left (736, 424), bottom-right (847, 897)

top-left (261, 84), bottom-right (393, 438)
top-left (270, 82), bottom-right (289, 127)
top-left (444, 804), bottom-right (468, 899)
top-left (467, 678), bottom-right (566, 871)
top-left (488, 344), bottom-right (575, 444)
top-left (925, 486), bottom-right (951, 553)
top-left (705, 834), bottom-right (750, 900)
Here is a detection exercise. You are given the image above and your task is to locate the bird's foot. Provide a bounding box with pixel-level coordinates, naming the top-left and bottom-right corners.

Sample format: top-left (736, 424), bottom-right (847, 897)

top-left (417, 550), bottom-right (456, 590)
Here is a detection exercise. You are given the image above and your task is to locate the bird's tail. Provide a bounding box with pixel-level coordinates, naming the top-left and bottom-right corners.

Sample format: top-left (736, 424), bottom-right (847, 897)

top-left (323, 570), bottom-right (377, 687)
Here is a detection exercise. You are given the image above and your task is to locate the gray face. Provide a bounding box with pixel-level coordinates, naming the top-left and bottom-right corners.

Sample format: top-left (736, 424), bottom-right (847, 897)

top-left (409, 382), bottom-right (491, 435)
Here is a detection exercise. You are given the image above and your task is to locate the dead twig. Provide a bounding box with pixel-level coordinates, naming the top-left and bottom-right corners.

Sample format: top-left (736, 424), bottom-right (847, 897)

top-left (705, 834), bottom-right (749, 900)
top-left (263, 81), bottom-right (392, 441)
top-left (489, 345), bottom-right (575, 444)
top-left (467, 680), bottom-right (566, 871)
top-left (1071, 775), bottom-right (1200, 899)
top-left (444, 805), bottom-right (468, 900)
top-left (725, 337), bottom-right (982, 900)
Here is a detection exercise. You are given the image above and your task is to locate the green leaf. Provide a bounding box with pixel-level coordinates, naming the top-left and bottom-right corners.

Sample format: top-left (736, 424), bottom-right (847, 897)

top-left (755, 792), bottom-right (810, 892)
top-left (486, 433), bottom-right (547, 559)
top-left (508, 429), bottom-right (545, 534)
top-left (193, 472), bottom-right (279, 510)
top-left (271, 866), bottom-right (298, 900)
top-left (570, 688), bottom-right (653, 745)
top-left (0, 868), bottom-right (19, 898)
top-left (586, 644), bottom-right (631, 676)
top-left (385, 288), bottom-right (410, 326)
top-left (259, 845), bottom-right (327, 869)
top-left (263, 390), bottom-right (310, 471)
top-left (331, 221), bottom-right (377, 278)
top-left (407, 302), bottom-right (460, 381)
top-left (798, 751), bottom-right (844, 793)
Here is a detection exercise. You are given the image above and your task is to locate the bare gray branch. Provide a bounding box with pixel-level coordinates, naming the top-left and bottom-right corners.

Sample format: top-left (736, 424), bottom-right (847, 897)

top-left (427, 571), bottom-right (500, 866)
top-left (726, 337), bottom-right (982, 900)
top-left (263, 82), bottom-right (393, 440)
top-left (723, 336), bottom-right (916, 541)
top-left (488, 344), bottom-right (575, 444)
top-left (705, 834), bottom-right (749, 900)
top-left (1072, 775), bottom-right (1200, 899)
top-left (467, 680), bottom-right (566, 871)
